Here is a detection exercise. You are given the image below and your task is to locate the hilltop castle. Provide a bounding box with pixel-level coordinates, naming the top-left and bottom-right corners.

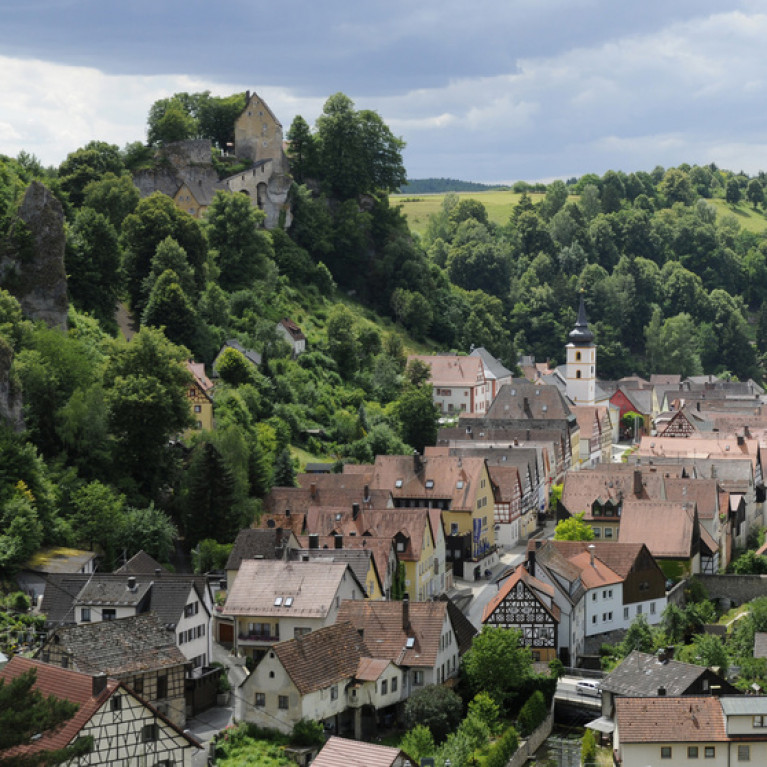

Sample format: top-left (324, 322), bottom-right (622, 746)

top-left (132, 91), bottom-right (292, 229)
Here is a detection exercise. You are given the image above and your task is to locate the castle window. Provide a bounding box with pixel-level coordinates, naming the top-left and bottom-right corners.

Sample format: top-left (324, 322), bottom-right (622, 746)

top-left (576, 370), bottom-right (581, 379)
top-left (576, 351), bottom-right (581, 361)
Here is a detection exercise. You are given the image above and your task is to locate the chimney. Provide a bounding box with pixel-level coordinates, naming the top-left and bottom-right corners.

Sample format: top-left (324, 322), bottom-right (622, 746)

top-left (588, 544), bottom-right (596, 566)
top-left (657, 685), bottom-right (666, 696)
top-left (275, 527), bottom-right (283, 548)
top-left (285, 508), bottom-right (291, 518)
top-left (528, 549), bottom-right (536, 577)
top-left (127, 576), bottom-right (137, 592)
top-left (352, 502), bottom-right (360, 521)
top-left (154, 568), bottom-right (162, 577)
top-left (310, 482), bottom-right (317, 499)
top-left (402, 594), bottom-right (410, 631)
top-left (363, 484), bottom-right (370, 503)
top-left (92, 673), bottom-right (108, 697)
top-left (413, 450), bottom-right (422, 474)
top-left (308, 533), bottom-right (319, 549)
top-left (633, 469), bottom-right (643, 496)
top-left (334, 534), bottom-right (343, 550)
top-left (737, 435), bottom-right (744, 446)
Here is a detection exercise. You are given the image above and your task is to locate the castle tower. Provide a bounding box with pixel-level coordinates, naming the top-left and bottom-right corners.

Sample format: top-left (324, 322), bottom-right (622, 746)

top-left (566, 294), bottom-right (596, 405)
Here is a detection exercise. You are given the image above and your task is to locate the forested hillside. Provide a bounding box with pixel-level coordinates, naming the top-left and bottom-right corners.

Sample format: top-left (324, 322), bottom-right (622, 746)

top-left (1, 89), bottom-right (767, 578)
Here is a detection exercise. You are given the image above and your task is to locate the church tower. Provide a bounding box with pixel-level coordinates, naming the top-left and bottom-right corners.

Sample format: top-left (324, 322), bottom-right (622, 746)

top-left (566, 294), bottom-right (596, 405)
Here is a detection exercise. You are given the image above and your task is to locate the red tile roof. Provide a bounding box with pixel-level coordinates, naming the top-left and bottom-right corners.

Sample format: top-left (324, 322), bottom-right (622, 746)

top-left (0, 657), bottom-right (118, 757)
top-left (618, 501), bottom-right (695, 559)
top-left (313, 736), bottom-right (410, 767)
top-left (615, 696), bottom-right (726, 743)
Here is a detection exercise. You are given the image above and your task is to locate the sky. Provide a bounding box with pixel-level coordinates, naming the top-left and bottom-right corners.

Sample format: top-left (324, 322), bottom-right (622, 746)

top-left (2, 0), bottom-right (767, 184)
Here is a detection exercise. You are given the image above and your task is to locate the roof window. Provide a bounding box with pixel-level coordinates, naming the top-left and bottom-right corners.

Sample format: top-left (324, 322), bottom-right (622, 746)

top-left (426, 480), bottom-right (434, 489)
top-left (274, 597), bottom-right (283, 606)
top-left (457, 480), bottom-right (464, 489)
top-left (284, 597), bottom-right (293, 607)
top-left (395, 479), bottom-right (403, 488)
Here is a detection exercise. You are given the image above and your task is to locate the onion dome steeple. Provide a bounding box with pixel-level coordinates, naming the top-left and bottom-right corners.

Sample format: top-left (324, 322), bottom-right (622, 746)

top-left (568, 293), bottom-right (594, 346)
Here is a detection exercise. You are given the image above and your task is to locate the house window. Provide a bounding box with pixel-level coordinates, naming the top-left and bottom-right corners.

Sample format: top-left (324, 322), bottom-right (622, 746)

top-left (255, 692), bottom-right (265, 707)
top-left (592, 593), bottom-right (597, 602)
top-left (278, 695), bottom-right (289, 709)
top-left (704, 747), bottom-right (715, 758)
top-left (660, 747), bottom-right (672, 759)
top-left (688, 746), bottom-right (698, 758)
top-left (111, 695), bottom-right (122, 712)
top-left (650, 602), bottom-right (656, 615)
top-left (624, 607), bottom-right (629, 620)
top-left (592, 615), bottom-right (597, 624)
top-left (738, 745), bottom-right (750, 761)
top-left (413, 670), bottom-right (424, 686)
top-left (753, 716), bottom-right (766, 727)
top-left (391, 676), bottom-right (398, 692)
top-left (194, 405), bottom-right (201, 413)
top-left (593, 528), bottom-right (601, 538)
top-left (604, 527), bottom-right (613, 538)
top-left (330, 685), bottom-right (338, 701)
top-left (81, 608), bottom-right (91, 622)
top-left (103, 609), bottom-right (116, 621)
top-left (637, 604), bottom-right (643, 615)
top-left (381, 680), bottom-right (388, 695)
top-left (157, 674), bottom-right (168, 699)
top-left (142, 724), bottom-right (158, 742)
top-left (133, 677), bottom-right (144, 695)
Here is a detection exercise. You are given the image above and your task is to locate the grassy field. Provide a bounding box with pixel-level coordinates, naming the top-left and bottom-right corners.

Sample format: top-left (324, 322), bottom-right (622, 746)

top-left (392, 190), bottom-right (545, 236)
top-left (392, 190), bottom-right (767, 237)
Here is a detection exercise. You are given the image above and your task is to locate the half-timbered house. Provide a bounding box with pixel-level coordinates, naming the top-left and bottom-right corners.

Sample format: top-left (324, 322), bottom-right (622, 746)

top-left (481, 565), bottom-right (559, 661)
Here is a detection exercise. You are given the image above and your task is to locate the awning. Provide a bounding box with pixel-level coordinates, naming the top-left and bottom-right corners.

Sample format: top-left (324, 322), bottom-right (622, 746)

top-left (585, 716), bottom-right (615, 734)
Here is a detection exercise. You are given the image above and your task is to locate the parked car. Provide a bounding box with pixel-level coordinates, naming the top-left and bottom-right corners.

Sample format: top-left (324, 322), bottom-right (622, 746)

top-left (575, 679), bottom-right (601, 697)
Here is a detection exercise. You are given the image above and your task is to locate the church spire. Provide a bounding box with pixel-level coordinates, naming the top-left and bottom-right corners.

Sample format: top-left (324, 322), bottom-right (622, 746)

top-left (568, 292), bottom-right (594, 346)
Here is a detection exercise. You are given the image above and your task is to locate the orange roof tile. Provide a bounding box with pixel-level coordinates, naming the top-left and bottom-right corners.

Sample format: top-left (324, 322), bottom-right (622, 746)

top-left (313, 736), bottom-right (410, 767)
top-left (615, 696), bottom-right (726, 743)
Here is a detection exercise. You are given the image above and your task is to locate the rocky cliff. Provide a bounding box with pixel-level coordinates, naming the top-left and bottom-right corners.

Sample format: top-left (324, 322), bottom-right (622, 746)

top-left (0, 181), bottom-right (68, 330)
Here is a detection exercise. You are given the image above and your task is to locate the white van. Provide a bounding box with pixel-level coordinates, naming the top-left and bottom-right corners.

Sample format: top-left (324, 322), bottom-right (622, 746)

top-left (575, 679), bottom-right (601, 697)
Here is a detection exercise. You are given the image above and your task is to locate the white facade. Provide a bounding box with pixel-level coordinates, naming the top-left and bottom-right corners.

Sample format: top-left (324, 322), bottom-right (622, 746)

top-left (566, 342), bottom-right (596, 405)
top-left (175, 586), bottom-right (211, 669)
top-left (585, 583), bottom-right (623, 636)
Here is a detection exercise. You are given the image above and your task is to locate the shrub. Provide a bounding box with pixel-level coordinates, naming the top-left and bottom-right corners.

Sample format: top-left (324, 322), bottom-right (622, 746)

top-left (485, 726), bottom-right (520, 767)
top-left (517, 690), bottom-right (548, 736)
top-left (403, 684), bottom-right (463, 743)
top-left (291, 718), bottom-right (324, 747)
top-left (582, 728), bottom-right (597, 765)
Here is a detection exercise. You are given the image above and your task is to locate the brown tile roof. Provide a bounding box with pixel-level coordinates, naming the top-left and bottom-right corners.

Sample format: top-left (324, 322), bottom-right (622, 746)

top-left (0, 657), bottom-right (118, 757)
top-left (370, 454), bottom-right (486, 511)
top-left (312, 736), bottom-right (409, 767)
top-left (185, 360), bottom-right (213, 393)
top-left (336, 600), bottom-right (458, 669)
top-left (664, 478), bottom-right (719, 520)
top-left (408, 354), bottom-right (485, 387)
top-left (482, 565), bottom-right (558, 624)
top-left (273, 622), bottom-right (369, 695)
top-left (615, 696), bottom-right (726, 743)
top-left (278, 318), bottom-right (305, 342)
top-left (356, 657), bottom-right (390, 681)
top-left (223, 560), bottom-right (356, 618)
top-left (618, 501), bottom-right (695, 559)
top-left (544, 541), bottom-right (647, 580)
top-left (40, 613), bottom-right (188, 676)
top-left (637, 435), bottom-right (760, 469)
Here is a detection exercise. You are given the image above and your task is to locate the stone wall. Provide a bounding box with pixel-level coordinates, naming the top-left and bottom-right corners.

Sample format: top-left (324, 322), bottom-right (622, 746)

top-left (694, 574), bottom-right (767, 606)
top-left (508, 709), bottom-right (554, 767)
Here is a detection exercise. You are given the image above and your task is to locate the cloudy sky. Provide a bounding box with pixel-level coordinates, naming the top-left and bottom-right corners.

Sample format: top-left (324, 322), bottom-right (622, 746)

top-left (2, 0), bottom-right (767, 183)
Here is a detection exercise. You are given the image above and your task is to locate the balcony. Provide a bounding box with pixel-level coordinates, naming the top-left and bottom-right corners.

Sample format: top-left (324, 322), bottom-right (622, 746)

top-left (237, 632), bottom-right (279, 643)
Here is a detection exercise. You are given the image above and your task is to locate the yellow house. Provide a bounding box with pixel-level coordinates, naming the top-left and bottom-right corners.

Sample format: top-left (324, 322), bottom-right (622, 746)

top-left (184, 360), bottom-right (214, 433)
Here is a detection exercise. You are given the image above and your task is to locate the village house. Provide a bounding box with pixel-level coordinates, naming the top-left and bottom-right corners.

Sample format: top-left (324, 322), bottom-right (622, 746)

top-left (0, 657), bottom-right (200, 767)
top-left (600, 649), bottom-right (739, 719)
top-left (236, 621), bottom-right (400, 738)
top-left (302, 505), bottom-right (447, 601)
top-left (276, 317), bottom-right (307, 356)
top-left (224, 527), bottom-right (299, 589)
top-left (367, 452), bottom-right (497, 579)
top-left (469, 346), bottom-right (514, 399)
top-left (37, 613), bottom-right (190, 728)
top-left (614, 695), bottom-right (767, 767)
top-left (16, 546), bottom-right (97, 603)
top-left (481, 564), bottom-right (560, 662)
top-left (335, 597), bottom-right (476, 692)
top-left (219, 559), bottom-right (366, 658)
top-left (39, 572), bottom-right (212, 673)
top-left (184, 360), bottom-right (214, 433)
top-left (408, 353), bottom-right (491, 415)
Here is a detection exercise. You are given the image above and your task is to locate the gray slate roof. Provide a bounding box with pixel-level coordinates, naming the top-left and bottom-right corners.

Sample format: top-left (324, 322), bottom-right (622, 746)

top-left (41, 613), bottom-right (187, 676)
top-left (115, 550), bottom-right (167, 575)
top-left (470, 347), bottom-right (513, 380)
top-left (226, 528), bottom-right (290, 571)
top-left (600, 650), bottom-right (709, 697)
